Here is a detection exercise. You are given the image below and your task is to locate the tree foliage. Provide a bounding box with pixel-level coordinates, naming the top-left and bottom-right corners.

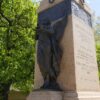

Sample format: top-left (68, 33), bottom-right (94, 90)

top-left (0, 0), bottom-right (38, 99)
top-left (95, 16), bottom-right (100, 78)
top-left (96, 44), bottom-right (100, 78)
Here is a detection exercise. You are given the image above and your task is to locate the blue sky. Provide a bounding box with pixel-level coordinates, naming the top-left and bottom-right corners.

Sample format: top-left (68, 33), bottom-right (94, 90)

top-left (87, 0), bottom-right (100, 16)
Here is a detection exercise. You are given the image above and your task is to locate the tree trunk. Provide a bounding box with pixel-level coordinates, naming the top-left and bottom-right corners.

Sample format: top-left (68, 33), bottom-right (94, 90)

top-left (0, 83), bottom-right (11, 100)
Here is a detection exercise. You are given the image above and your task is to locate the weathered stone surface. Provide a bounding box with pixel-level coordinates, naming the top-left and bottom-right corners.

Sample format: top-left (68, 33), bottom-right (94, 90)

top-left (64, 91), bottom-right (100, 100)
top-left (27, 91), bottom-right (63, 100)
top-left (34, 47), bottom-right (44, 89)
top-left (27, 0), bottom-right (100, 100)
top-left (57, 15), bottom-right (76, 91)
top-left (71, 1), bottom-right (100, 91)
top-left (27, 91), bottom-right (100, 100)
top-left (34, 0), bottom-right (100, 92)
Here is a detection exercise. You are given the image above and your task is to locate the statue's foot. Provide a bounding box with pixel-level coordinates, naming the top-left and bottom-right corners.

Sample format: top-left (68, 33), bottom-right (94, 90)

top-left (40, 82), bottom-right (62, 91)
top-left (40, 82), bottom-right (50, 89)
top-left (48, 82), bottom-right (62, 91)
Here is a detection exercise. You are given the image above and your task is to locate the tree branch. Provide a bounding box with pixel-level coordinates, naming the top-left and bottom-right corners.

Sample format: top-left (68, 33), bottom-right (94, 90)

top-left (0, 12), bottom-right (11, 23)
top-left (0, 0), bottom-right (11, 24)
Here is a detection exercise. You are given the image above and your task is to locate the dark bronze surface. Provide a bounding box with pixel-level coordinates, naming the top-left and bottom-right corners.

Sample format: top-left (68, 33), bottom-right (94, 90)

top-left (36, 0), bottom-right (71, 91)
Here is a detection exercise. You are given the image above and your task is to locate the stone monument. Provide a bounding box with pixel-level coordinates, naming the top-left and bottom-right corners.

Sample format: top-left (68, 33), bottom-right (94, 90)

top-left (27, 0), bottom-right (100, 100)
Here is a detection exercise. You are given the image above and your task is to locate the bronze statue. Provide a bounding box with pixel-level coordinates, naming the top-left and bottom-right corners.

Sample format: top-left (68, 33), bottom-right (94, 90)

top-left (36, 0), bottom-right (71, 90)
top-left (80, 0), bottom-right (85, 4)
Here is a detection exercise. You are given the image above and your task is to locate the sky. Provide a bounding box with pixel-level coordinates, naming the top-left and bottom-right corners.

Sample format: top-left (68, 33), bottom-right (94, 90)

top-left (87, 0), bottom-right (100, 16)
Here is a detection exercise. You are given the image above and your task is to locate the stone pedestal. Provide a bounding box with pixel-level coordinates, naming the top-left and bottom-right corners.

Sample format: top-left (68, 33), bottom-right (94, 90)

top-left (27, 0), bottom-right (100, 100)
top-left (27, 91), bottom-right (100, 100)
top-left (64, 92), bottom-right (100, 100)
top-left (27, 91), bottom-right (62, 100)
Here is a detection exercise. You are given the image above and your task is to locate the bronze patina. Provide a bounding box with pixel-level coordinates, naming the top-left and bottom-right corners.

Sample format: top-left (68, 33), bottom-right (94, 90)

top-left (36, 0), bottom-right (71, 90)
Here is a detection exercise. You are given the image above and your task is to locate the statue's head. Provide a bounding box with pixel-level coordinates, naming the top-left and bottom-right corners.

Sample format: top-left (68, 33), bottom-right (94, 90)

top-left (75, 0), bottom-right (85, 7)
top-left (80, 0), bottom-right (85, 4)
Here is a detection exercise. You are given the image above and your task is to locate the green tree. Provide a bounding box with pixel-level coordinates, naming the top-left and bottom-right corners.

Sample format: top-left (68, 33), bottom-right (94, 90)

top-left (94, 16), bottom-right (100, 78)
top-left (96, 44), bottom-right (100, 78)
top-left (0, 0), bottom-right (38, 100)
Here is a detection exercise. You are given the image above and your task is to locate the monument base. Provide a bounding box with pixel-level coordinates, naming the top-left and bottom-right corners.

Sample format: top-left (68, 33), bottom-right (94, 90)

top-left (27, 91), bottom-right (100, 100)
top-left (64, 91), bottom-right (100, 100)
top-left (27, 91), bottom-right (62, 100)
